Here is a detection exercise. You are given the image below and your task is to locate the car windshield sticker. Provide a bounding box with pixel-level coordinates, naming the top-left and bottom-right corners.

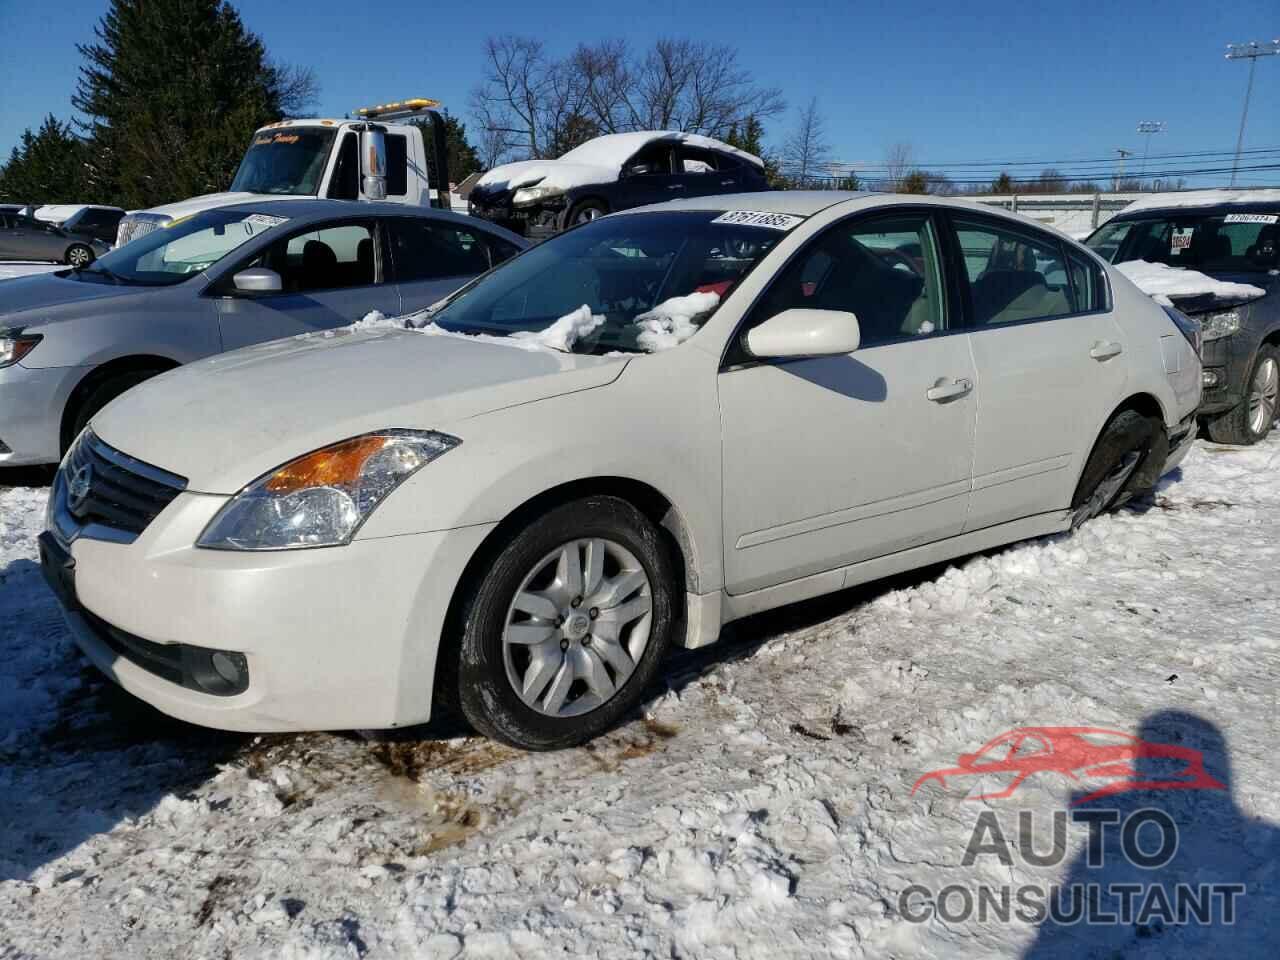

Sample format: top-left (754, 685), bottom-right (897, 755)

top-left (1171, 227), bottom-right (1194, 252)
top-left (711, 210), bottom-right (805, 231)
top-left (1224, 213), bottom-right (1278, 224)
top-left (244, 214), bottom-right (289, 231)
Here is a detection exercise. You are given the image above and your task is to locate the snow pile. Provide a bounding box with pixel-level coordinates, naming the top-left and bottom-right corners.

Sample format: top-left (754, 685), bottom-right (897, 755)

top-left (508, 304), bottom-right (604, 352)
top-left (349, 310), bottom-right (407, 331)
top-left (634, 291), bottom-right (720, 352)
top-left (1116, 260), bottom-right (1266, 306)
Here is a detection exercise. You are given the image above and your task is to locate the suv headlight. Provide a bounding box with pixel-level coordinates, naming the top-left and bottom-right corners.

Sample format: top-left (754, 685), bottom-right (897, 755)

top-left (0, 330), bottom-right (42, 368)
top-left (1200, 309), bottom-right (1241, 342)
top-left (197, 430), bottom-right (460, 550)
top-left (511, 184), bottom-right (564, 208)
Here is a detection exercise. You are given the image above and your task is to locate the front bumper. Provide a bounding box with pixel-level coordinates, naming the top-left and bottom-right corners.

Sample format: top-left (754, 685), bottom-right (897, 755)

top-left (468, 199), bottom-right (563, 239)
top-left (42, 483), bottom-right (495, 732)
top-left (0, 362), bottom-right (87, 466)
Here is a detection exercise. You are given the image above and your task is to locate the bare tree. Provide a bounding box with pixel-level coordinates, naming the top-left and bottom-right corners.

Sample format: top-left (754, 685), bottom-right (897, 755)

top-left (270, 62), bottom-right (320, 119)
top-left (470, 35), bottom-right (785, 165)
top-left (884, 141), bottom-right (914, 191)
top-left (782, 97), bottom-right (831, 187)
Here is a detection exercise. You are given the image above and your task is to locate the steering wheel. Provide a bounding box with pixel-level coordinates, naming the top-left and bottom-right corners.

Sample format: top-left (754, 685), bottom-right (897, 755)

top-left (878, 247), bottom-right (924, 276)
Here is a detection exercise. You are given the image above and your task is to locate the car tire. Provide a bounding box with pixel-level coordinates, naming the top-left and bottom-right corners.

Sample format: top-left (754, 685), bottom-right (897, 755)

top-left (65, 243), bottom-right (95, 267)
top-left (1070, 409), bottom-right (1160, 528)
top-left (65, 368), bottom-right (166, 451)
top-left (567, 199), bottom-right (608, 227)
top-left (454, 496), bottom-right (679, 750)
top-left (1206, 345), bottom-right (1278, 446)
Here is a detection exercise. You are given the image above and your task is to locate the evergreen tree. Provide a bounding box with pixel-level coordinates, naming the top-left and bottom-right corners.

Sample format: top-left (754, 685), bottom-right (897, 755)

top-left (73, 0), bottom-right (316, 207)
top-left (0, 116), bottom-right (89, 203)
top-left (991, 171), bottom-right (1014, 194)
top-left (410, 111), bottom-right (482, 185)
top-left (723, 116), bottom-right (785, 187)
top-left (899, 169), bottom-right (929, 194)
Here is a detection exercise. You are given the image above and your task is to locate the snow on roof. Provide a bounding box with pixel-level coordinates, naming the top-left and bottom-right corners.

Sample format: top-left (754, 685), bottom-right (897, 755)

top-left (1122, 189), bottom-right (1280, 215)
top-left (559, 131), bottom-right (763, 170)
top-left (1115, 260), bottom-right (1266, 306)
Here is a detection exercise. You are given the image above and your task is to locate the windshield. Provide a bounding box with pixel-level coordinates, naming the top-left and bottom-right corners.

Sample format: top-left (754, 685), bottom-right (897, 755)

top-left (1088, 211), bottom-right (1279, 273)
top-left (229, 128), bottom-right (336, 196)
top-left (429, 211), bottom-right (788, 354)
top-left (83, 209), bottom-right (289, 286)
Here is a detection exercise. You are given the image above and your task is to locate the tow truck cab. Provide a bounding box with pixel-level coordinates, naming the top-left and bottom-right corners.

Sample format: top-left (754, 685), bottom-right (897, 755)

top-left (115, 99), bottom-right (453, 247)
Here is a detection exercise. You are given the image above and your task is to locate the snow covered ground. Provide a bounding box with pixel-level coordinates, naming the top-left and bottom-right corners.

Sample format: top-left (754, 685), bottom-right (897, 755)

top-left (2, 435), bottom-right (1278, 958)
top-left (0, 261), bottom-right (62, 281)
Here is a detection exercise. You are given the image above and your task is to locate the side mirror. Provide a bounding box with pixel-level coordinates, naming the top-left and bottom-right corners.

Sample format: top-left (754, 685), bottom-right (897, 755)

top-left (359, 127), bottom-right (388, 201)
top-left (746, 308), bottom-right (861, 359)
top-left (232, 267), bottom-right (282, 294)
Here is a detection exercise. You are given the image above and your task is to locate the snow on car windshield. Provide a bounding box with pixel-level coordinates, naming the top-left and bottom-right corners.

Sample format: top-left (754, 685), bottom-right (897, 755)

top-left (424, 211), bottom-right (789, 354)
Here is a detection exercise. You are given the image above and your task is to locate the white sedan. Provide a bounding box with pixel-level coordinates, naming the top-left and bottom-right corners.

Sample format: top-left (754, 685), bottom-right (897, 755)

top-left (40, 193), bottom-right (1202, 749)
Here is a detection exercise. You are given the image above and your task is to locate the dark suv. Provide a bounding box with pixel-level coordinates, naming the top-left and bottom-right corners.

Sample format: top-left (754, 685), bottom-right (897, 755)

top-left (1088, 199), bottom-right (1279, 444)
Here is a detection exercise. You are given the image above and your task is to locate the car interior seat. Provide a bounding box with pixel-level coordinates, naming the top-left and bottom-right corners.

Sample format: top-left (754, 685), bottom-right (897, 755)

top-left (1246, 225), bottom-right (1278, 265)
top-left (356, 237), bottom-right (374, 284)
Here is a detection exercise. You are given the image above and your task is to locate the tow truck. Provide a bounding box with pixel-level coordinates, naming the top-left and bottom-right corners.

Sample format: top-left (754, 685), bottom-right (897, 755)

top-left (115, 99), bottom-right (453, 246)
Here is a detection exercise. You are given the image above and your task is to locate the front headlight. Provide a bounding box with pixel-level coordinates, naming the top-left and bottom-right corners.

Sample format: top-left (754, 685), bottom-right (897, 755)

top-left (1200, 310), bottom-right (1241, 342)
top-left (511, 184), bottom-right (564, 208)
top-left (0, 330), bottom-right (42, 368)
top-left (197, 430), bottom-right (460, 551)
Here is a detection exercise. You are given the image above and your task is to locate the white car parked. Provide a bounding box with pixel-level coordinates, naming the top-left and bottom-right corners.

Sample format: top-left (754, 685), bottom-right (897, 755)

top-left (41, 192), bottom-right (1201, 749)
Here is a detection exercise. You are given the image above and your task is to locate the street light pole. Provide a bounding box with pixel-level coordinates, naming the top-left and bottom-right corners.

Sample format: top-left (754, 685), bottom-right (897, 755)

top-left (1136, 120), bottom-right (1166, 180)
top-left (1225, 40), bottom-right (1280, 187)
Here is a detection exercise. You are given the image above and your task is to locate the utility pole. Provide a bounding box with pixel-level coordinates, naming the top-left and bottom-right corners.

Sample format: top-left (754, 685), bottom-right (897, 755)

top-left (1136, 121), bottom-right (1166, 180)
top-left (1113, 149), bottom-right (1133, 192)
top-left (1225, 40), bottom-right (1279, 186)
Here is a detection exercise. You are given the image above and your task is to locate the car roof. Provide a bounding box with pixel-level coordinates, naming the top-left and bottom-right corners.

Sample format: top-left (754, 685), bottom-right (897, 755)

top-left (1115, 188), bottom-right (1280, 219)
top-left (209, 199), bottom-right (527, 242)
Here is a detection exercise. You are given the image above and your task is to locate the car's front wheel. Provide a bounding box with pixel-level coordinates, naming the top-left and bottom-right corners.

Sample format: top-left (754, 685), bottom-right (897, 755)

top-left (567, 199), bottom-right (608, 226)
top-left (1206, 345), bottom-right (1278, 445)
top-left (455, 496), bottom-right (679, 750)
top-left (65, 243), bottom-right (95, 267)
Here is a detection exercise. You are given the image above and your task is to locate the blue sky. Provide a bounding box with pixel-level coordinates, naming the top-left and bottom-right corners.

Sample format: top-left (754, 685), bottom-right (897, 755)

top-left (2, 0), bottom-right (1277, 186)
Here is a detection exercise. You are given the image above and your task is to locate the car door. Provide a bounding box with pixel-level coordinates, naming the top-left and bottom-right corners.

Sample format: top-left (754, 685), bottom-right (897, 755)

top-left (215, 218), bottom-right (401, 350)
top-left (385, 217), bottom-right (517, 313)
top-left (677, 145), bottom-right (741, 198)
top-left (614, 143), bottom-right (683, 209)
top-left (946, 213), bottom-right (1129, 530)
top-left (718, 210), bottom-right (976, 594)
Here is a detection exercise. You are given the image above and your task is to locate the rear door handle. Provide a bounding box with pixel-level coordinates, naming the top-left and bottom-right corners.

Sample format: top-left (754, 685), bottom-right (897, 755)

top-left (721, 179), bottom-right (735, 185)
top-left (667, 184), bottom-right (685, 190)
top-left (926, 377), bottom-right (973, 402)
top-left (1090, 340), bottom-right (1123, 361)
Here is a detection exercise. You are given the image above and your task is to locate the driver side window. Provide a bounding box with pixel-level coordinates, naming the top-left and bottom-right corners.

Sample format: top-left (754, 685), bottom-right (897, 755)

top-left (623, 143), bottom-right (673, 177)
top-left (743, 213), bottom-right (947, 354)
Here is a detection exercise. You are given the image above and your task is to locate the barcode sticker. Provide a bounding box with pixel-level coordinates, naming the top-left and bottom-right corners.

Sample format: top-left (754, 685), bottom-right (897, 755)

top-left (711, 210), bottom-right (805, 230)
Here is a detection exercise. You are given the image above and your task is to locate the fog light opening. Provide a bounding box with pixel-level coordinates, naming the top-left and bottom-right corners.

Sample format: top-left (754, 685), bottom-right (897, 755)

top-left (1202, 370), bottom-right (1222, 388)
top-left (184, 647), bottom-right (249, 696)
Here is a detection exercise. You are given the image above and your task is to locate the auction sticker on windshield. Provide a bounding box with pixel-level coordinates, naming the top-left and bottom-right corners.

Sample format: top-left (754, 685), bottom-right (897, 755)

top-left (1224, 213), bottom-right (1278, 224)
top-left (711, 210), bottom-right (805, 230)
top-left (244, 214), bottom-right (289, 230)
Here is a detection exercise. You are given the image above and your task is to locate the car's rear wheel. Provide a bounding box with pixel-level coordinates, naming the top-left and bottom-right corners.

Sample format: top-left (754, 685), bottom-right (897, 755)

top-left (1206, 345), bottom-right (1278, 446)
top-left (1071, 409), bottom-right (1160, 528)
top-left (455, 496), bottom-right (679, 750)
top-left (65, 243), bottom-right (94, 267)
top-left (568, 199), bottom-right (608, 226)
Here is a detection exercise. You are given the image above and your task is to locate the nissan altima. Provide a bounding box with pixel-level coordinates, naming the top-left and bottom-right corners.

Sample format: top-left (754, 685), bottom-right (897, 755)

top-left (40, 192), bottom-right (1201, 749)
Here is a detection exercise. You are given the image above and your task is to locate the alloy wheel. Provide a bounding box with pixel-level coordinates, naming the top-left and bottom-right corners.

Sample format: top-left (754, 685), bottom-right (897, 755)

top-left (1248, 356), bottom-right (1279, 436)
top-left (502, 538), bottom-right (652, 718)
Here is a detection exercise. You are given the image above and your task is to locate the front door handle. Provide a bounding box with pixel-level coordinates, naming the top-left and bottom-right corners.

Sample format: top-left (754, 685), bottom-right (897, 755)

top-left (926, 377), bottom-right (973, 402)
top-left (721, 179), bottom-right (735, 186)
top-left (667, 184), bottom-right (685, 190)
top-left (1090, 340), bottom-right (1123, 361)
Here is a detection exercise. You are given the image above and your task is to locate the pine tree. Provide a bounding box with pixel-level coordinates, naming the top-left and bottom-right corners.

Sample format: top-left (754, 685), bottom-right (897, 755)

top-left (723, 116), bottom-right (785, 187)
top-left (991, 171), bottom-right (1014, 194)
top-left (0, 116), bottom-right (89, 203)
top-left (73, 0), bottom-right (316, 208)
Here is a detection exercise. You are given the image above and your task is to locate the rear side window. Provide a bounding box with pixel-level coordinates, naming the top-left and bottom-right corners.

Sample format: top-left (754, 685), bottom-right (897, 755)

top-left (954, 218), bottom-right (1074, 326)
top-left (386, 134), bottom-right (408, 196)
top-left (388, 219), bottom-right (493, 280)
top-left (1068, 252), bottom-right (1108, 313)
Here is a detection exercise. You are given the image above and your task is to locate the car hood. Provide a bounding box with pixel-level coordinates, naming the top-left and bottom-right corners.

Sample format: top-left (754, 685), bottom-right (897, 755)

top-left (1167, 270), bottom-right (1275, 314)
top-left (473, 160), bottom-right (615, 197)
top-left (132, 192), bottom-right (314, 220)
top-left (0, 272), bottom-right (159, 325)
top-left (91, 326), bottom-right (630, 493)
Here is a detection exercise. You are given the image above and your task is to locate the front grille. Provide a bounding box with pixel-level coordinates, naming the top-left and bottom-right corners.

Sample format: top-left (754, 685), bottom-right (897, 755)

top-left (115, 215), bottom-right (166, 247)
top-left (63, 431), bottom-right (187, 537)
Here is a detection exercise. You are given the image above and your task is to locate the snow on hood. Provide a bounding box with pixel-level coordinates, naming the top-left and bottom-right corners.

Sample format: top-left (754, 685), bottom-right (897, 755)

top-left (634, 291), bottom-right (720, 352)
top-left (91, 327), bottom-right (627, 493)
top-left (1115, 260), bottom-right (1267, 307)
top-left (476, 131), bottom-right (764, 193)
top-left (1122, 189), bottom-right (1280, 215)
top-left (353, 304), bottom-right (604, 353)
